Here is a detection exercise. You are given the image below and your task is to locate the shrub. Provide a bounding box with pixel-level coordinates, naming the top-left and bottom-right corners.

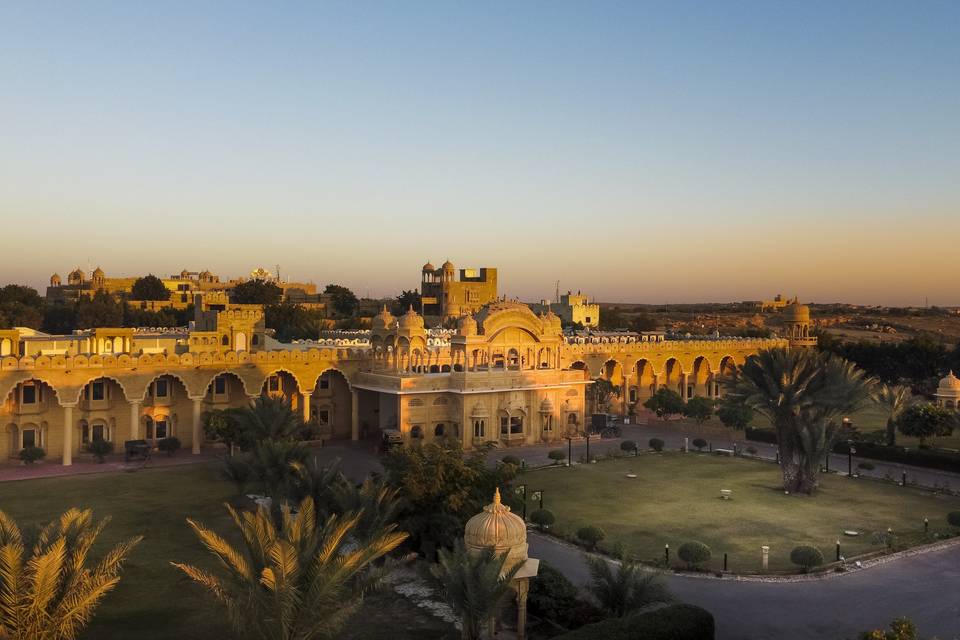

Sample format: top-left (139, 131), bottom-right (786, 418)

top-left (88, 439), bottom-right (114, 462)
top-left (648, 438), bottom-right (664, 452)
top-left (548, 449), bottom-right (567, 465)
top-left (790, 545), bottom-right (824, 572)
top-left (857, 461), bottom-right (875, 471)
top-left (576, 525), bottom-right (606, 550)
top-left (19, 446), bottom-right (45, 464)
top-left (745, 446), bottom-right (758, 455)
top-left (947, 511), bottom-right (960, 527)
top-left (556, 603), bottom-right (715, 640)
top-left (620, 440), bottom-right (638, 455)
top-left (530, 509), bottom-right (555, 531)
top-left (158, 436), bottom-right (182, 456)
top-left (530, 563), bottom-right (605, 630)
top-left (677, 541), bottom-right (711, 569)
top-left (692, 438), bottom-right (707, 452)
top-left (501, 454), bottom-right (521, 467)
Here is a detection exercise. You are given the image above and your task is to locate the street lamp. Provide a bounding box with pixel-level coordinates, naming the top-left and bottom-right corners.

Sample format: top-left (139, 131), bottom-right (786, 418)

top-left (847, 440), bottom-right (856, 477)
top-left (566, 436), bottom-right (573, 467)
top-left (585, 431), bottom-right (591, 463)
top-left (664, 543), bottom-right (670, 565)
top-left (515, 484), bottom-right (527, 520)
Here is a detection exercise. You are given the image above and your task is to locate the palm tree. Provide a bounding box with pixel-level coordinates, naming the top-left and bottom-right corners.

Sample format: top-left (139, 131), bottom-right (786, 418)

top-left (228, 396), bottom-right (308, 447)
top-left (246, 439), bottom-right (309, 502)
top-left (430, 542), bottom-right (522, 640)
top-left (725, 348), bottom-right (875, 494)
top-left (876, 384), bottom-right (915, 446)
top-left (288, 458), bottom-right (350, 520)
top-left (171, 497), bottom-right (406, 640)
top-left (724, 348), bottom-right (822, 491)
top-left (583, 554), bottom-right (671, 617)
top-left (0, 508), bottom-right (141, 640)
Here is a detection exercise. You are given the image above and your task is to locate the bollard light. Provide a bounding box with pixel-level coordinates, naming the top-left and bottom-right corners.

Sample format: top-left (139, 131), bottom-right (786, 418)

top-left (665, 544), bottom-right (670, 565)
top-left (924, 517), bottom-right (929, 534)
top-left (836, 540), bottom-right (840, 562)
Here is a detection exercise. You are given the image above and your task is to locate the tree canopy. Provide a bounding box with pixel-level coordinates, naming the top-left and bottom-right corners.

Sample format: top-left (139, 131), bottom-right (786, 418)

top-left (130, 274), bottom-right (170, 301)
top-left (324, 284), bottom-right (359, 317)
top-left (230, 279), bottom-right (283, 305)
top-left (643, 388), bottom-right (684, 419)
top-left (394, 289), bottom-right (422, 315)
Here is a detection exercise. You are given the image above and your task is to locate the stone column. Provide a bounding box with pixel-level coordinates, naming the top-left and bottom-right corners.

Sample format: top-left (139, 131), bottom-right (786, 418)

top-left (516, 578), bottom-right (529, 640)
top-left (62, 404), bottom-right (74, 466)
top-left (680, 373), bottom-right (689, 401)
top-left (129, 400), bottom-right (141, 440)
top-left (351, 390), bottom-right (360, 441)
top-left (191, 398), bottom-right (203, 454)
top-left (621, 374), bottom-right (630, 416)
top-left (302, 392), bottom-right (311, 425)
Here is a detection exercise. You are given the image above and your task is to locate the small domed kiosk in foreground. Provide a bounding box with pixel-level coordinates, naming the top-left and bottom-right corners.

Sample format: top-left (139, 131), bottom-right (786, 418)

top-left (936, 371), bottom-right (960, 410)
top-left (464, 489), bottom-right (539, 639)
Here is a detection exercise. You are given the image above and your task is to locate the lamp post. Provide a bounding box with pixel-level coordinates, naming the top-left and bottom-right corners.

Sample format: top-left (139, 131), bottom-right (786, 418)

top-left (566, 436), bottom-right (573, 467)
top-left (585, 432), bottom-right (591, 463)
top-left (515, 484), bottom-right (527, 521)
top-left (835, 540), bottom-right (841, 562)
top-left (847, 441), bottom-right (856, 477)
top-left (924, 517), bottom-right (929, 535)
top-left (664, 544), bottom-right (670, 566)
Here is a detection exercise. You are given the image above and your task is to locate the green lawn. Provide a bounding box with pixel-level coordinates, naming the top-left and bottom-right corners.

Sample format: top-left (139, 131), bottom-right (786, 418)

top-left (0, 463), bottom-right (454, 640)
top-left (750, 404), bottom-right (960, 450)
top-left (526, 453), bottom-right (960, 573)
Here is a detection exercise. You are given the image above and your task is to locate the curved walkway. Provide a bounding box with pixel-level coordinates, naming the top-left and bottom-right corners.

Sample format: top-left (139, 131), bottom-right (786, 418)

top-left (529, 532), bottom-right (960, 640)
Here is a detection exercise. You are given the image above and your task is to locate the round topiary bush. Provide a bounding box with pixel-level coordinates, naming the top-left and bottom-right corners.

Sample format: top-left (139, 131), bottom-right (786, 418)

top-left (790, 545), bottom-right (824, 572)
top-left (548, 449), bottom-right (567, 465)
top-left (501, 454), bottom-right (521, 467)
top-left (576, 525), bottom-right (606, 550)
top-left (620, 440), bottom-right (638, 455)
top-left (648, 438), bottom-right (665, 452)
top-left (530, 509), bottom-right (555, 531)
top-left (19, 446), bottom-right (45, 465)
top-left (677, 541), bottom-right (711, 568)
top-left (948, 511), bottom-right (960, 527)
top-left (857, 461), bottom-right (875, 471)
top-left (692, 438), bottom-right (707, 452)
top-left (88, 439), bottom-right (114, 463)
top-left (745, 446), bottom-right (758, 455)
top-left (158, 436), bottom-right (181, 456)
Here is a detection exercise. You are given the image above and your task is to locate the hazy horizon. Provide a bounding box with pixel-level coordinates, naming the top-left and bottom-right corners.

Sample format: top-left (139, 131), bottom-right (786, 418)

top-left (2, 2), bottom-right (957, 306)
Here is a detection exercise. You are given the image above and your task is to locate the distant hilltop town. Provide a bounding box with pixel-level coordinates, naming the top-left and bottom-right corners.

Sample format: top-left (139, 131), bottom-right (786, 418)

top-left (46, 266), bottom-right (323, 311)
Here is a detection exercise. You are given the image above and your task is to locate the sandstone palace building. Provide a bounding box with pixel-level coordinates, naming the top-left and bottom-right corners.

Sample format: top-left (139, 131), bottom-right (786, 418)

top-left (0, 262), bottom-right (814, 466)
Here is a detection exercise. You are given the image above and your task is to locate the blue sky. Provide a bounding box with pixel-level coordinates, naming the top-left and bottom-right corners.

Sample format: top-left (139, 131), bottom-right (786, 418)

top-left (1, 1), bottom-right (957, 304)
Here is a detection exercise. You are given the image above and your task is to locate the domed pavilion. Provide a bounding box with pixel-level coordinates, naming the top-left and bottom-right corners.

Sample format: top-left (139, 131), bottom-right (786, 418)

top-left (464, 489), bottom-right (539, 639)
top-left (936, 371), bottom-right (960, 410)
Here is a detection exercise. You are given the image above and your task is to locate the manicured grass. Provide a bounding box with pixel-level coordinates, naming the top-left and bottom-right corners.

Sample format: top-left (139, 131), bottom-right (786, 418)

top-left (526, 453), bottom-right (960, 573)
top-left (0, 463), bottom-right (454, 640)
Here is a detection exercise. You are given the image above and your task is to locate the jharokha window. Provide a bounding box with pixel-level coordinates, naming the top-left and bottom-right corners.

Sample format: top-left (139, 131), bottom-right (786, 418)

top-left (500, 415), bottom-right (523, 435)
top-left (473, 420), bottom-right (485, 438)
top-left (21, 383), bottom-right (38, 405)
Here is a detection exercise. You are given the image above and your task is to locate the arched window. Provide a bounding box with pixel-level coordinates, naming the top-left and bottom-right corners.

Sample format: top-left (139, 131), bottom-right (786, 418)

top-left (473, 420), bottom-right (485, 438)
top-left (222, 335), bottom-right (230, 346)
top-left (410, 425), bottom-right (423, 439)
top-left (251, 334), bottom-right (260, 346)
top-left (500, 414), bottom-right (523, 435)
top-left (542, 414), bottom-right (553, 432)
top-left (434, 423), bottom-right (445, 437)
top-left (567, 413), bottom-right (578, 425)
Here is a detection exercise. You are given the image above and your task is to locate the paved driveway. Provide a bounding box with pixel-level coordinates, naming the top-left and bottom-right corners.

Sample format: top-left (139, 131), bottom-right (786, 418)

top-left (529, 532), bottom-right (960, 640)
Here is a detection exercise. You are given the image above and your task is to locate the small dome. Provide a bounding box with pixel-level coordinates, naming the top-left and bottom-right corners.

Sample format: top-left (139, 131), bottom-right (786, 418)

top-left (539, 398), bottom-right (554, 413)
top-left (422, 262), bottom-right (435, 272)
top-left (92, 266), bottom-right (105, 278)
top-left (50, 273), bottom-right (61, 285)
top-left (464, 489), bottom-right (528, 570)
top-left (939, 371), bottom-right (960, 392)
top-left (441, 260), bottom-right (455, 272)
top-left (397, 306), bottom-right (424, 330)
top-left (69, 268), bottom-right (85, 280)
top-left (470, 401), bottom-right (490, 418)
top-left (372, 305), bottom-right (396, 331)
top-left (784, 300), bottom-right (810, 322)
top-left (457, 314), bottom-right (478, 337)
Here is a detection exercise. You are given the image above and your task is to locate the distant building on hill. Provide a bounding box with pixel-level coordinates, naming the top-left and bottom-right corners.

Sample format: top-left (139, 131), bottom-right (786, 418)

top-left (531, 291), bottom-right (600, 328)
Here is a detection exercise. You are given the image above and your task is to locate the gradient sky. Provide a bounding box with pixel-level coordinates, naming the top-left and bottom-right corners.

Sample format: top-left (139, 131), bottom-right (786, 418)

top-left (1, 1), bottom-right (958, 305)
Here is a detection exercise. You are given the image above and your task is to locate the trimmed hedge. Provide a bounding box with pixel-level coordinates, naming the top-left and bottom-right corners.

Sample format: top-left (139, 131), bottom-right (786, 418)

top-left (744, 428), bottom-right (960, 473)
top-left (556, 603), bottom-right (715, 640)
top-left (649, 438), bottom-right (665, 452)
top-left (790, 545), bottom-right (824, 572)
top-left (947, 511), bottom-right (960, 527)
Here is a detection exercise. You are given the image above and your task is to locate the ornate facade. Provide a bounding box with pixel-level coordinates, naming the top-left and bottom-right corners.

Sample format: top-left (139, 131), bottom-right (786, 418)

top-left (1, 271), bottom-right (805, 466)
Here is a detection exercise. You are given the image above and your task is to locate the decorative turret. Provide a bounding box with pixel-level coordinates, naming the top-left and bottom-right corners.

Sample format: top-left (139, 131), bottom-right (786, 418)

top-left (50, 273), bottom-right (61, 287)
top-left (936, 371), bottom-right (960, 411)
top-left (397, 305), bottom-right (425, 331)
top-left (91, 267), bottom-right (106, 290)
top-left (464, 488), bottom-right (529, 571)
top-left (371, 305), bottom-right (396, 332)
top-left (68, 268), bottom-right (85, 286)
top-left (783, 298), bottom-right (816, 348)
top-left (457, 313), bottom-right (478, 337)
